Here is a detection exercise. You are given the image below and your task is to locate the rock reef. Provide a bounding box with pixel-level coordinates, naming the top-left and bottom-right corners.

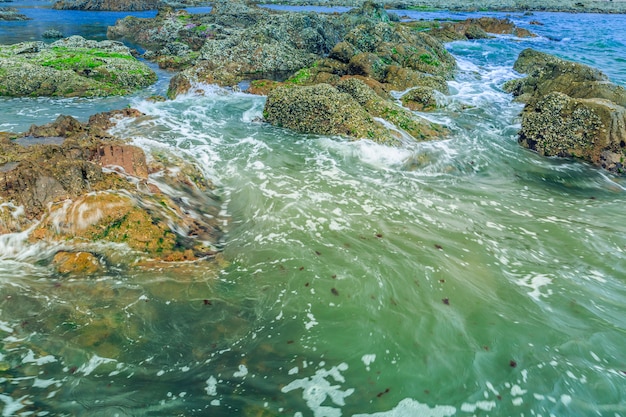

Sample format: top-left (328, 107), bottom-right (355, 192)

top-left (107, 0), bottom-right (539, 144)
top-left (505, 48), bottom-right (626, 173)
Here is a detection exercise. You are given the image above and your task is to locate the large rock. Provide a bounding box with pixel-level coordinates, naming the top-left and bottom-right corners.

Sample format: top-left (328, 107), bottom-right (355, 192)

top-left (263, 79), bottom-right (446, 143)
top-left (0, 111), bottom-right (224, 267)
top-left (53, 0), bottom-right (160, 11)
top-left (505, 48), bottom-right (626, 105)
top-left (505, 49), bottom-right (626, 173)
top-left (264, 83), bottom-right (391, 141)
top-left (0, 36), bottom-right (156, 97)
top-left (518, 92), bottom-right (626, 168)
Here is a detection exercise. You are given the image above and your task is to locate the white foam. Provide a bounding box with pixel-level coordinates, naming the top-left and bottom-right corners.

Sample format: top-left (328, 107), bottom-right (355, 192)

top-left (234, 364), bottom-right (248, 378)
top-left (205, 376), bottom-right (218, 396)
top-left (515, 273), bottom-right (553, 301)
top-left (354, 398), bottom-right (456, 417)
top-left (75, 355), bottom-right (116, 376)
top-left (281, 363), bottom-right (354, 417)
top-left (361, 354), bottom-right (376, 371)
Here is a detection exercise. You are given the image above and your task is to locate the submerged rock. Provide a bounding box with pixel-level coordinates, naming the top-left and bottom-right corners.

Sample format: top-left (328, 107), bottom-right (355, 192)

top-left (505, 49), bottom-right (626, 173)
top-left (42, 29), bottom-right (64, 39)
top-left (0, 110), bottom-right (224, 270)
top-left (52, 251), bottom-right (102, 275)
top-left (0, 36), bottom-right (156, 97)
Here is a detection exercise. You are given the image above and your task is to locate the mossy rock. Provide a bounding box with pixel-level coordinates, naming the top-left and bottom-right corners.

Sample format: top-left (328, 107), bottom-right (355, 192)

top-left (0, 36), bottom-right (156, 97)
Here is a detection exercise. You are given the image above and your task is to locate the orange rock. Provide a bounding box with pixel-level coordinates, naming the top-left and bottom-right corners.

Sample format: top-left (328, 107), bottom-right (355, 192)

top-left (52, 251), bottom-right (101, 275)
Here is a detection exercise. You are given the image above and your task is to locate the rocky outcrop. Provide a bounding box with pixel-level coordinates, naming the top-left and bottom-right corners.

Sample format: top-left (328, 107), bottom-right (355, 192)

top-left (0, 36), bottom-right (156, 97)
top-left (504, 48), bottom-right (626, 173)
top-left (53, 0), bottom-right (161, 11)
top-left (0, 110), bottom-right (224, 270)
top-left (108, 0), bottom-right (452, 97)
top-left (264, 78), bottom-right (447, 143)
top-left (0, 6), bottom-right (29, 20)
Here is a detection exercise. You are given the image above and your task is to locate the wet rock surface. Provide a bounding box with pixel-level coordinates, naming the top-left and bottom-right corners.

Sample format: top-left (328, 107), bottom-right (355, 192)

top-left (264, 78), bottom-right (447, 143)
top-left (0, 110), bottom-right (225, 270)
top-left (505, 49), bottom-right (626, 173)
top-left (0, 36), bottom-right (156, 97)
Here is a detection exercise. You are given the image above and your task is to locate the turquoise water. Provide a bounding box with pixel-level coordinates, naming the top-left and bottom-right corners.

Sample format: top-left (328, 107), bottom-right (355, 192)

top-left (1, 7), bottom-right (626, 417)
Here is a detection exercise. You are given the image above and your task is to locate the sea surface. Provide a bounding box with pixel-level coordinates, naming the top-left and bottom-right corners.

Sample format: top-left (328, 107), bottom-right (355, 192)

top-left (1, 3), bottom-right (626, 416)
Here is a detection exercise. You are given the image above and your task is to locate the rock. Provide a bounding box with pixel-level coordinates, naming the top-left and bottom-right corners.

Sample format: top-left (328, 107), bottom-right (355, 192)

top-left (42, 29), bottom-right (64, 39)
top-left (429, 17), bottom-right (535, 42)
top-left (0, 6), bottom-right (29, 21)
top-left (384, 66), bottom-right (449, 93)
top-left (53, 0), bottom-right (161, 11)
top-left (52, 251), bottom-right (102, 275)
top-left (263, 79), bottom-right (447, 143)
top-left (336, 77), bottom-right (447, 140)
top-left (505, 48), bottom-right (626, 106)
top-left (401, 86), bottom-right (439, 111)
top-left (518, 92), bottom-right (626, 171)
top-left (96, 144), bottom-right (149, 179)
top-left (0, 36), bottom-right (156, 97)
top-left (0, 110), bottom-right (225, 267)
top-left (107, 8), bottom-right (211, 53)
top-left (507, 49), bottom-right (626, 173)
top-left (264, 83), bottom-right (393, 142)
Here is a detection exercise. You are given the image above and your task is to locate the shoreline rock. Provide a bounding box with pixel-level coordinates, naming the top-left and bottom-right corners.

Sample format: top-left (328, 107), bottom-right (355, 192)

top-left (0, 36), bottom-right (156, 97)
top-left (505, 48), bottom-right (626, 173)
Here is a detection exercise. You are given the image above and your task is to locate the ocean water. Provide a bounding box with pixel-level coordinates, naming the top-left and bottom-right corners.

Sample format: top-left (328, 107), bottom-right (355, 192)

top-left (1, 5), bottom-right (626, 416)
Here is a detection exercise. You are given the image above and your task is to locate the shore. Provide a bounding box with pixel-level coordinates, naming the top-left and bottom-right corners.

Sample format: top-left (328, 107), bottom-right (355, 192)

top-left (257, 0), bottom-right (626, 13)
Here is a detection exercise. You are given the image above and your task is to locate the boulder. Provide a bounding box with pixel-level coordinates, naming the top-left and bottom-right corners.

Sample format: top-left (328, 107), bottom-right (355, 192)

top-left (264, 83), bottom-right (392, 142)
top-left (505, 48), bottom-right (626, 106)
top-left (263, 79), bottom-right (447, 143)
top-left (0, 36), bottom-right (156, 97)
top-left (336, 77), bottom-right (447, 140)
top-left (506, 49), bottom-right (626, 173)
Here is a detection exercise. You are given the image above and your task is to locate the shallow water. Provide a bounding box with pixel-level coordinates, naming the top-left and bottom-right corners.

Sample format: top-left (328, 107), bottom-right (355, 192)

top-left (1, 6), bottom-right (626, 417)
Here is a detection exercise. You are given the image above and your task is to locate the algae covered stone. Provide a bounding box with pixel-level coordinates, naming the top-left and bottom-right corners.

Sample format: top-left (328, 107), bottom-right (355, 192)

top-left (264, 80), bottom-right (447, 143)
top-left (264, 83), bottom-right (392, 142)
top-left (0, 36), bottom-right (156, 97)
top-left (507, 48), bottom-right (626, 173)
